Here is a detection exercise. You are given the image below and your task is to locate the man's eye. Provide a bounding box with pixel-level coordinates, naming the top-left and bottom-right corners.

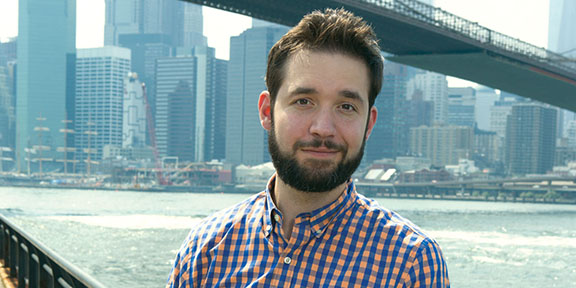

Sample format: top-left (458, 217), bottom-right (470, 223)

top-left (341, 104), bottom-right (356, 111)
top-left (296, 99), bottom-right (310, 105)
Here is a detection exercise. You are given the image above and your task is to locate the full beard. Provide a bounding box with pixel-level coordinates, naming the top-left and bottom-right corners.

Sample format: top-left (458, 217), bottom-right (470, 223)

top-left (268, 122), bottom-right (365, 193)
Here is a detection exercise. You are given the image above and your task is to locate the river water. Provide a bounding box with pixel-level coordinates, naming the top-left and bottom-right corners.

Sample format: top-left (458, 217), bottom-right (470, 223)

top-left (1, 186), bottom-right (575, 287)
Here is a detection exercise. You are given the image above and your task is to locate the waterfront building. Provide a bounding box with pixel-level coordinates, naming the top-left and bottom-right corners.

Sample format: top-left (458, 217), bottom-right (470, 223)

top-left (474, 86), bottom-right (499, 131)
top-left (365, 61), bottom-right (413, 163)
top-left (123, 73), bottom-right (146, 148)
top-left (447, 87), bottom-right (476, 128)
top-left (407, 71), bottom-right (448, 125)
top-left (548, 0), bottom-right (573, 144)
top-left (210, 58), bottom-right (228, 162)
top-left (490, 96), bottom-right (517, 138)
top-left (0, 39), bottom-right (17, 67)
top-left (505, 104), bottom-right (557, 175)
top-left (155, 56), bottom-right (196, 161)
top-left (409, 125), bottom-right (474, 167)
top-left (185, 45), bottom-right (226, 162)
top-left (407, 89), bottom-right (434, 129)
top-left (118, 33), bottom-right (172, 122)
top-left (555, 144), bottom-right (576, 167)
top-left (474, 128), bottom-right (501, 164)
top-left (190, 46), bottom-right (212, 162)
top-left (565, 120), bottom-right (576, 147)
top-left (445, 159), bottom-right (479, 177)
top-left (76, 47), bottom-right (131, 171)
top-left (398, 168), bottom-right (452, 183)
top-left (154, 46), bottom-right (227, 163)
top-left (225, 23), bottom-right (289, 165)
top-left (103, 145), bottom-right (154, 161)
top-left (0, 63), bottom-right (15, 150)
top-left (395, 156), bottom-right (432, 172)
top-left (16, 0), bottom-right (76, 172)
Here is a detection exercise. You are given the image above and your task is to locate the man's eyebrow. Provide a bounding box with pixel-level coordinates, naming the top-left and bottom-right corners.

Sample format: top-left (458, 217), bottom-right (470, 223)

top-left (288, 87), bottom-right (365, 104)
top-left (289, 87), bottom-right (317, 97)
top-left (340, 90), bottom-right (365, 104)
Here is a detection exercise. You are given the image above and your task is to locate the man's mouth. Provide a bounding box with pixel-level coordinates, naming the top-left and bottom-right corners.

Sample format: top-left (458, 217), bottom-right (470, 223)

top-left (300, 147), bottom-right (340, 158)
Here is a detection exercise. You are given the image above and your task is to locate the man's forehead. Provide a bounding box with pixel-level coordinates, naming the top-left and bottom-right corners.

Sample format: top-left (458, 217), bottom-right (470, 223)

top-left (281, 50), bottom-right (370, 100)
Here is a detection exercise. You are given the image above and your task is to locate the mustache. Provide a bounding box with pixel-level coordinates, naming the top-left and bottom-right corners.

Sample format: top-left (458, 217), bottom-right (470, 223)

top-left (293, 138), bottom-right (346, 151)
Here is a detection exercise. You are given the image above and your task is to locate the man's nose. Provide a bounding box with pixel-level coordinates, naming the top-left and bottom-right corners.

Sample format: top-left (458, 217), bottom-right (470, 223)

top-left (309, 108), bottom-right (336, 138)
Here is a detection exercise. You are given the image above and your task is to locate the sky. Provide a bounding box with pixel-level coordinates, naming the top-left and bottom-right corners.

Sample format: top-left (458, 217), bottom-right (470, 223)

top-left (0, 0), bottom-right (550, 86)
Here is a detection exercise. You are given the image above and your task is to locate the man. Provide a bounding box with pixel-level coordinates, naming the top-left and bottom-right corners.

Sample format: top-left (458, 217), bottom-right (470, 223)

top-left (168, 8), bottom-right (449, 287)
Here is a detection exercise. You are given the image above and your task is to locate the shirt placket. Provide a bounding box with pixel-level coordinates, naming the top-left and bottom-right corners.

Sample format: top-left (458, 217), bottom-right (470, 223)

top-left (279, 215), bottom-right (313, 284)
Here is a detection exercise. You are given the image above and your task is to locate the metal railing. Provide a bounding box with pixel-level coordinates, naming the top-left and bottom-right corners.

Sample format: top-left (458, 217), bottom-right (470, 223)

top-left (0, 214), bottom-right (106, 288)
top-left (342, 0), bottom-right (576, 74)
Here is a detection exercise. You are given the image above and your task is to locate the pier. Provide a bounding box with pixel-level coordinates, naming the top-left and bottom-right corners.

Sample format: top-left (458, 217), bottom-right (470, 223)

top-left (358, 176), bottom-right (576, 204)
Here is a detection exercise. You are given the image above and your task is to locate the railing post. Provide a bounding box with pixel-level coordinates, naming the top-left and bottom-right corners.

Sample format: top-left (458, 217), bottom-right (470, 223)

top-left (10, 234), bottom-right (17, 277)
top-left (0, 223), bottom-right (5, 260)
top-left (41, 263), bottom-right (55, 288)
top-left (30, 254), bottom-right (40, 288)
top-left (18, 243), bottom-right (28, 288)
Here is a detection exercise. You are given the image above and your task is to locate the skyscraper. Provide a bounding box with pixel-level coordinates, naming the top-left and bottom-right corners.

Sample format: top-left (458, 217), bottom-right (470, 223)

top-left (0, 39), bottom-right (17, 67)
top-left (505, 104), bottom-right (557, 175)
top-left (192, 47), bottom-right (228, 162)
top-left (225, 24), bottom-right (289, 165)
top-left (155, 56), bottom-right (196, 162)
top-left (0, 66), bottom-right (13, 149)
top-left (365, 61), bottom-right (413, 163)
top-left (548, 0), bottom-right (576, 58)
top-left (154, 45), bottom-right (226, 163)
top-left (104, 0), bottom-right (206, 48)
top-left (123, 73), bottom-right (146, 148)
top-left (0, 39), bottom-right (16, 151)
top-left (474, 86), bottom-right (499, 131)
top-left (75, 47), bottom-right (131, 170)
top-left (407, 71), bottom-right (448, 125)
top-left (447, 87), bottom-right (476, 128)
top-left (118, 33), bottom-right (172, 123)
top-left (410, 125), bottom-right (474, 167)
top-left (490, 95), bottom-right (518, 138)
top-left (211, 59), bottom-right (228, 161)
top-left (548, 0), bottom-right (576, 139)
top-left (16, 0), bottom-right (76, 172)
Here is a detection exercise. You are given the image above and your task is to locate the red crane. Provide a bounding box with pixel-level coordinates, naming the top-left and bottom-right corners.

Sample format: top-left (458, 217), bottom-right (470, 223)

top-left (142, 83), bottom-right (169, 185)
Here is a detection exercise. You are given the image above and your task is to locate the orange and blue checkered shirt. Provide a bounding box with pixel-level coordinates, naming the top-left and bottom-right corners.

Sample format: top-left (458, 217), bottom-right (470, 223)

top-left (167, 176), bottom-right (449, 287)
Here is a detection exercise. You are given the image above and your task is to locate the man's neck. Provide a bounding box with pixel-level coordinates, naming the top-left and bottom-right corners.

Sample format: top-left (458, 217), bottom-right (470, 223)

top-left (272, 177), bottom-right (347, 240)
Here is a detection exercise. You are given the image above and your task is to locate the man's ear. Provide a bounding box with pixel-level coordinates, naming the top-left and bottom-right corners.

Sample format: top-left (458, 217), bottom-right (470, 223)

top-left (365, 106), bottom-right (378, 140)
top-left (258, 91), bottom-right (272, 130)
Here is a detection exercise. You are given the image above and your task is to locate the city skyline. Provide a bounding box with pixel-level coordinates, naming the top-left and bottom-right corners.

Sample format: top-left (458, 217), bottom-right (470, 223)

top-left (1, 0), bottom-right (574, 178)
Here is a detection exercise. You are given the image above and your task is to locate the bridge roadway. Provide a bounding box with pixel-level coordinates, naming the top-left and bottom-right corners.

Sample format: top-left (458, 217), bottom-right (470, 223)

top-left (184, 0), bottom-right (576, 112)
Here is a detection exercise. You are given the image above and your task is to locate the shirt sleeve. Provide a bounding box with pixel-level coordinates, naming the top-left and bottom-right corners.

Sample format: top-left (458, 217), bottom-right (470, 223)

top-left (166, 231), bottom-right (195, 288)
top-left (166, 249), bottom-right (183, 288)
top-left (404, 239), bottom-right (450, 288)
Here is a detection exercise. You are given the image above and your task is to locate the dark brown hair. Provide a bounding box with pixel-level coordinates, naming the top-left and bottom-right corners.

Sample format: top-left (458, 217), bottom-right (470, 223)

top-left (266, 8), bottom-right (383, 108)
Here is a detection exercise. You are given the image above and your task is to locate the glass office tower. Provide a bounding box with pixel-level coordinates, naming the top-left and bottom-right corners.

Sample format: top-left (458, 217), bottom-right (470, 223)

top-left (16, 0), bottom-right (76, 172)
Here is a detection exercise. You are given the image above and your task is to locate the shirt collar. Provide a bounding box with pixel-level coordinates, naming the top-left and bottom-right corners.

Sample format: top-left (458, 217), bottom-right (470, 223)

top-left (263, 173), bottom-right (358, 238)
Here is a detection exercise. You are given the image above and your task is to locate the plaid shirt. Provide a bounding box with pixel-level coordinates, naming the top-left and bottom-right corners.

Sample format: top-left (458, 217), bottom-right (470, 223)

top-left (167, 175), bottom-right (449, 287)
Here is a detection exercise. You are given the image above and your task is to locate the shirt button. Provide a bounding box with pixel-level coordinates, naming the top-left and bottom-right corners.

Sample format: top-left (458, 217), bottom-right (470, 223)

top-left (315, 229), bottom-right (322, 235)
top-left (284, 256), bottom-right (292, 264)
top-left (274, 214), bottom-right (281, 222)
top-left (265, 225), bottom-right (272, 232)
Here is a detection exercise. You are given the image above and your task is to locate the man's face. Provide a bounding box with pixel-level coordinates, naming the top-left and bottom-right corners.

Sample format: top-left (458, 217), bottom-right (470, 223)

top-left (260, 50), bottom-right (377, 192)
